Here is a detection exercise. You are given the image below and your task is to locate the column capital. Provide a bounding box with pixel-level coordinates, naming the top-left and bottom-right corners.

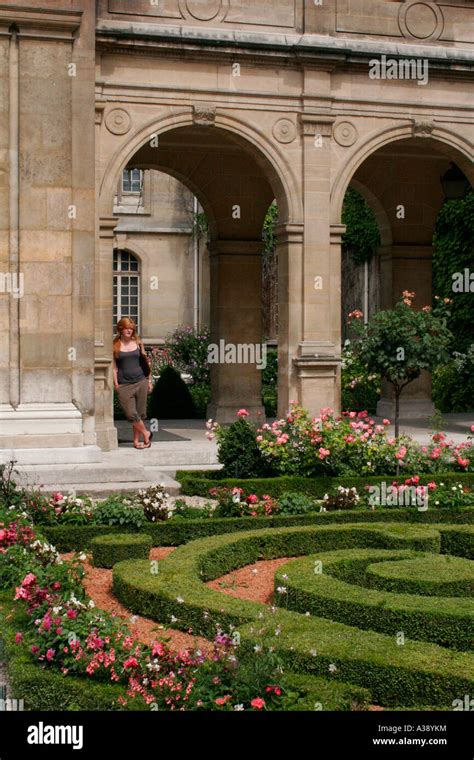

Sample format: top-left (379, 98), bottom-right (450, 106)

top-left (275, 222), bottom-right (304, 245)
top-left (99, 217), bottom-right (118, 238)
top-left (330, 223), bottom-right (347, 244)
top-left (300, 113), bottom-right (335, 137)
top-left (208, 239), bottom-right (263, 256)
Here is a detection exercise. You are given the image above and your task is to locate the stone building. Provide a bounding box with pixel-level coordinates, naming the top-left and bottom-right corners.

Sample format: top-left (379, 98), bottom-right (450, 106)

top-left (0, 0), bottom-right (473, 462)
top-left (112, 168), bottom-right (210, 342)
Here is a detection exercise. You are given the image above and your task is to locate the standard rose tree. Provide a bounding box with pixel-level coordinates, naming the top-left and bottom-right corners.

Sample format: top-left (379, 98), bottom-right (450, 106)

top-left (348, 293), bottom-right (453, 441)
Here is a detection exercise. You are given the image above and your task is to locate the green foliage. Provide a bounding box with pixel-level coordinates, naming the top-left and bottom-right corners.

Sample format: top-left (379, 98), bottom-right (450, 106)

top-left (277, 492), bottom-right (315, 515)
top-left (342, 187), bottom-right (380, 265)
top-left (341, 343), bottom-right (380, 413)
top-left (433, 192), bottom-right (474, 353)
top-left (178, 471), bottom-right (474, 500)
top-left (349, 295), bottom-right (452, 435)
top-left (0, 603), bottom-right (126, 710)
top-left (432, 346), bottom-right (474, 413)
top-left (149, 365), bottom-right (196, 419)
top-left (217, 418), bottom-right (271, 478)
top-left (262, 201), bottom-right (278, 259)
top-left (40, 503), bottom-right (474, 552)
top-left (112, 522), bottom-right (474, 707)
top-left (275, 548), bottom-right (473, 651)
top-left (262, 348), bottom-right (278, 386)
top-left (92, 496), bottom-right (145, 529)
top-left (91, 533), bottom-right (152, 569)
top-left (189, 383), bottom-right (211, 418)
top-left (166, 326), bottom-right (211, 385)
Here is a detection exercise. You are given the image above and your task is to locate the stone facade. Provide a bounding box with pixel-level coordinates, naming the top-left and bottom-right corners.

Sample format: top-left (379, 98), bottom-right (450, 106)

top-left (0, 0), bottom-right (473, 456)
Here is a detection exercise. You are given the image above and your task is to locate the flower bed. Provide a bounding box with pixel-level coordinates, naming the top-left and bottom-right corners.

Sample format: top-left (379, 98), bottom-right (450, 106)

top-left (111, 521), bottom-right (474, 708)
top-left (207, 405), bottom-right (474, 479)
top-left (1, 507), bottom-right (356, 712)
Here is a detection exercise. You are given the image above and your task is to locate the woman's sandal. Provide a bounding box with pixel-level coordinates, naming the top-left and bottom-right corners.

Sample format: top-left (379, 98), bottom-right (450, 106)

top-left (143, 431), bottom-right (153, 449)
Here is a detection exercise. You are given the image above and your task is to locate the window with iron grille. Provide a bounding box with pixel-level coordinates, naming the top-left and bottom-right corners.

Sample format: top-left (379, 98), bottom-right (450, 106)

top-left (122, 168), bottom-right (143, 194)
top-left (113, 250), bottom-right (140, 334)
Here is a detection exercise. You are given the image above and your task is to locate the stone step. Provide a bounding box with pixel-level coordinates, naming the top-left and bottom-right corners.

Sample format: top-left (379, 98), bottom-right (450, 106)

top-left (14, 463), bottom-right (146, 487)
top-left (0, 446), bottom-right (103, 465)
top-left (37, 475), bottom-right (181, 498)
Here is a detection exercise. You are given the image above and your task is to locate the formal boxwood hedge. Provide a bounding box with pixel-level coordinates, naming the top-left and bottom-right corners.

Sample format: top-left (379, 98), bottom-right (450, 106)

top-left (0, 594), bottom-right (129, 711)
top-left (176, 471), bottom-right (474, 499)
top-left (283, 672), bottom-right (371, 711)
top-left (365, 554), bottom-right (474, 598)
top-left (440, 525), bottom-right (474, 559)
top-left (273, 549), bottom-right (474, 650)
top-left (91, 533), bottom-right (152, 569)
top-left (41, 507), bottom-right (474, 552)
top-left (112, 522), bottom-right (474, 707)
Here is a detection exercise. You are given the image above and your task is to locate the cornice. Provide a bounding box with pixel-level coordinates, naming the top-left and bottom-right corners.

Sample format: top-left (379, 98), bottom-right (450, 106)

top-left (0, 5), bottom-right (81, 41)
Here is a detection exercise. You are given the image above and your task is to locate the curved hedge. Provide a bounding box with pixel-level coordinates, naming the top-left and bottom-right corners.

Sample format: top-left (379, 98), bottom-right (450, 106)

top-left (91, 533), bottom-right (152, 569)
top-left (41, 507), bottom-right (474, 552)
top-left (177, 471), bottom-right (474, 499)
top-left (365, 554), bottom-right (474, 598)
top-left (112, 522), bottom-right (474, 707)
top-left (274, 549), bottom-right (474, 650)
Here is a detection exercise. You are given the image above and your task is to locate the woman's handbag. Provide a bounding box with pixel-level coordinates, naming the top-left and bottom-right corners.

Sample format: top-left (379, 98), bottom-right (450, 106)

top-left (138, 344), bottom-right (151, 377)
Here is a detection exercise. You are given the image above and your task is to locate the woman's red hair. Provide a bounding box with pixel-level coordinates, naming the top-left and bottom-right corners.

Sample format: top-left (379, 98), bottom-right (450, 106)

top-left (113, 317), bottom-right (145, 359)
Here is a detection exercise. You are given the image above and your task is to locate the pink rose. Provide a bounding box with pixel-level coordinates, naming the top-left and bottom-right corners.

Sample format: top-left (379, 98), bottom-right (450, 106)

top-left (46, 648), bottom-right (55, 661)
top-left (237, 409), bottom-right (249, 418)
top-left (251, 697), bottom-right (266, 710)
top-left (15, 632), bottom-right (23, 644)
top-left (67, 609), bottom-right (77, 619)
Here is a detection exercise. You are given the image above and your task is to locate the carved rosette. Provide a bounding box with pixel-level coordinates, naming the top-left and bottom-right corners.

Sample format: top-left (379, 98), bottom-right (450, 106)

top-left (333, 121), bottom-right (358, 147)
top-left (105, 108), bottom-right (132, 135)
top-left (193, 104), bottom-right (216, 126)
top-left (272, 118), bottom-right (297, 144)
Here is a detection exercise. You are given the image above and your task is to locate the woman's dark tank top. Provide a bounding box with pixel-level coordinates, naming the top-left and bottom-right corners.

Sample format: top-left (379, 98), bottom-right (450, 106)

top-left (116, 347), bottom-right (145, 384)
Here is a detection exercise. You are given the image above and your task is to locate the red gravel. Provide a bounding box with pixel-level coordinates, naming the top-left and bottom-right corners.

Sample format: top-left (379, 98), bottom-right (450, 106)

top-left (206, 558), bottom-right (295, 604)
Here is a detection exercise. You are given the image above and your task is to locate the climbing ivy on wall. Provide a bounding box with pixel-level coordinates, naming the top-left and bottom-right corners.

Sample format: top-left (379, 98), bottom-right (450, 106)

top-left (432, 191), bottom-right (474, 353)
top-left (342, 187), bottom-right (380, 265)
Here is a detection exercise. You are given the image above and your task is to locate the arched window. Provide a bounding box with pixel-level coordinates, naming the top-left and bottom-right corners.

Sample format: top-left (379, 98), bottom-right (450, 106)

top-left (113, 250), bottom-right (140, 333)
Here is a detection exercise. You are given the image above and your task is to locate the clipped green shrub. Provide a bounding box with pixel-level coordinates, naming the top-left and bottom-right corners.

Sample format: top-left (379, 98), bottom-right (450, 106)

top-left (112, 522), bottom-right (474, 707)
top-left (91, 533), bottom-right (152, 569)
top-left (149, 365), bottom-right (196, 419)
top-left (274, 549), bottom-right (473, 650)
top-left (217, 418), bottom-right (271, 478)
top-left (177, 471), bottom-right (474, 500)
top-left (440, 525), bottom-right (474, 559)
top-left (41, 507), bottom-right (474, 551)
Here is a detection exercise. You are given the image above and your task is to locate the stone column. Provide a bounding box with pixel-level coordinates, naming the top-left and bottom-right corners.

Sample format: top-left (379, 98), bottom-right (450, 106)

top-left (0, 7), bottom-right (98, 455)
top-left (377, 244), bottom-right (435, 418)
top-left (293, 114), bottom-right (342, 415)
top-left (276, 222), bottom-right (304, 416)
top-left (206, 240), bottom-right (265, 423)
top-left (94, 217), bottom-right (118, 450)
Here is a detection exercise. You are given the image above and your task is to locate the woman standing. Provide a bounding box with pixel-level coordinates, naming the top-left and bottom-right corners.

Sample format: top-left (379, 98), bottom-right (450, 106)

top-left (113, 317), bottom-right (153, 449)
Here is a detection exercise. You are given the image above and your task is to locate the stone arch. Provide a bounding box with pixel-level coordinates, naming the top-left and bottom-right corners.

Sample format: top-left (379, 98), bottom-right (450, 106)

top-left (348, 178), bottom-right (393, 248)
top-left (99, 106), bottom-right (302, 230)
top-left (331, 123), bottom-right (474, 226)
